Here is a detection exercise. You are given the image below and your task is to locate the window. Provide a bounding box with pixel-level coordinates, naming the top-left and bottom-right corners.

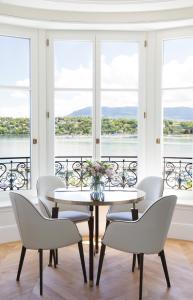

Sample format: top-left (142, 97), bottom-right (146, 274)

top-left (54, 40), bottom-right (93, 157)
top-left (100, 41), bottom-right (139, 157)
top-left (48, 33), bottom-right (144, 188)
top-left (0, 35), bottom-right (31, 191)
top-left (162, 37), bottom-right (193, 190)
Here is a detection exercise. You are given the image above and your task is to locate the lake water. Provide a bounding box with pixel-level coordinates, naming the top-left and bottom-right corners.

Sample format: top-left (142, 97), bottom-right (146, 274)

top-left (0, 135), bottom-right (192, 158)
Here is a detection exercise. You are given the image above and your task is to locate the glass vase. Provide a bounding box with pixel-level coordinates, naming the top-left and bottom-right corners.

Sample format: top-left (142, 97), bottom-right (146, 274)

top-left (90, 177), bottom-right (104, 201)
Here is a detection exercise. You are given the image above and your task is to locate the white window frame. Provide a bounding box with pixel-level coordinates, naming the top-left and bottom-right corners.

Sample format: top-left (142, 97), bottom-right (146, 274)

top-left (46, 30), bottom-right (146, 181)
top-left (155, 27), bottom-right (193, 200)
top-left (0, 25), bottom-right (39, 199)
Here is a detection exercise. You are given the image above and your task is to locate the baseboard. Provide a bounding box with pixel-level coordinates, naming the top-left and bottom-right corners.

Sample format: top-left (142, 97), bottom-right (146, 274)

top-left (0, 225), bottom-right (20, 244)
top-left (168, 222), bottom-right (193, 241)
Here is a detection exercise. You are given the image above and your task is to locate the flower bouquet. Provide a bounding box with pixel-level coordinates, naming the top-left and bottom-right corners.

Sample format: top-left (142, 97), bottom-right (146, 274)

top-left (83, 160), bottom-right (114, 200)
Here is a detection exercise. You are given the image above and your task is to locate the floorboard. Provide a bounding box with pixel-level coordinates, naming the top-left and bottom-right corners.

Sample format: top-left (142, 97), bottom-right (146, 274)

top-left (0, 239), bottom-right (193, 299)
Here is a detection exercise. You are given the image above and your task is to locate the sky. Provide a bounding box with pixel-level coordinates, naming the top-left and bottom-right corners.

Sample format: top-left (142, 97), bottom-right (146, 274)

top-left (0, 36), bottom-right (193, 117)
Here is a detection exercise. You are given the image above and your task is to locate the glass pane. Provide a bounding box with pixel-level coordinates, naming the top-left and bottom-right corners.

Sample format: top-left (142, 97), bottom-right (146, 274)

top-left (54, 40), bottom-right (93, 88)
top-left (163, 38), bottom-right (193, 88)
top-left (55, 91), bottom-right (92, 156)
top-left (0, 89), bottom-right (31, 191)
top-left (101, 41), bottom-right (139, 89)
top-left (101, 91), bottom-right (138, 156)
top-left (163, 89), bottom-right (193, 158)
top-left (0, 36), bottom-right (30, 87)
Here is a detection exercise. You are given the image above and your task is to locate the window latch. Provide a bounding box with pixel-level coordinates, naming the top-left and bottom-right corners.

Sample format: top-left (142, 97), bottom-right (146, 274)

top-left (156, 138), bottom-right (160, 144)
top-left (33, 138), bottom-right (38, 145)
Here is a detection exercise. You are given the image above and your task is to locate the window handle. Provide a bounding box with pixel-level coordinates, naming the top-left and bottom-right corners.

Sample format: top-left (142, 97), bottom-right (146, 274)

top-left (33, 138), bottom-right (38, 144)
top-left (156, 138), bottom-right (160, 144)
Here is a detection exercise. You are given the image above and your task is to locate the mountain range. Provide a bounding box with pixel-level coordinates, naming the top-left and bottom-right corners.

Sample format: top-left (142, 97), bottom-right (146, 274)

top-left (68, 106), bottom-right (193, 121)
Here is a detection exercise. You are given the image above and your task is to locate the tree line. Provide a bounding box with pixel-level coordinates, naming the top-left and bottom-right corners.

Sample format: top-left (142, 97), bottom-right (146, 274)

top-left (0, 116), bottom-right (193, 136)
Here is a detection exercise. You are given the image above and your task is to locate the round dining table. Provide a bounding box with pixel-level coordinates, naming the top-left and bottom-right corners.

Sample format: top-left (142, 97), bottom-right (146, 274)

top-left (46, 188), bottom-right (145, 286)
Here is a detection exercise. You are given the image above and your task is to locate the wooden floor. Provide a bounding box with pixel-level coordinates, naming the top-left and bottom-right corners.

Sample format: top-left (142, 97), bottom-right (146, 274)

top-left (0, 239), bottom-right (193, 300)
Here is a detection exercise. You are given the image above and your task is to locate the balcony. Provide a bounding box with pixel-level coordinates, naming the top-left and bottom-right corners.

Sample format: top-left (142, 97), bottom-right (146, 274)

top-left (0, 155), bottom-right (192, 191)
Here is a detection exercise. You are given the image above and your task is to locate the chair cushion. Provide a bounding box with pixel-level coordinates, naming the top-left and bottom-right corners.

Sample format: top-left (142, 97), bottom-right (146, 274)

top-left (58, 210), bottom-right (90, 223)
top-left (107, 211), bottom-right (142, 222)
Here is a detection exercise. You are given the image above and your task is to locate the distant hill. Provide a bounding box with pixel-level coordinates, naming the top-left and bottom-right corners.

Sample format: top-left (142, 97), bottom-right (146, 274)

top-left (68, 106), bottom-right (193, 121)
top-left (164, 107), bottom-right (193, 121)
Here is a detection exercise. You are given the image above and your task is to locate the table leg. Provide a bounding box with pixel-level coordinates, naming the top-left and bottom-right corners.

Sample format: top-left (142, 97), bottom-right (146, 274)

top-left (131, 204), bottom-right (139, 270)
top-left (88, 205), bottom-right (94, 287)
top-left (49, 205), bottom-right (59, 266)
top-left (131, 207), bottom-right (138, 221)
top-left (95, 206), bottom-right (99, 254)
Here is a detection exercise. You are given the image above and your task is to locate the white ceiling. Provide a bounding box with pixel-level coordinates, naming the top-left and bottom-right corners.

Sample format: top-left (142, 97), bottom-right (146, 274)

top-left (1, 0), bottom-right (193, 12)
top-left (0, 0), bottom-right (193, 30)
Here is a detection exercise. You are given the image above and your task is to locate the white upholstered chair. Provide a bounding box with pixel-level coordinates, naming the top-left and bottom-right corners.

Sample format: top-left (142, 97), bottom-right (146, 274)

top-left (37, 175), bottom-right (90, 222)
top-left (106, 176), bottom-right (164, 272)
top-left (37, 176), bottom-right (90, 266)
top-left (96, 195), bottom-right (177, 300)
top-left (106, 176), bottom-right (164, 223)
top-left (10, 192), bottom-right (87, 296)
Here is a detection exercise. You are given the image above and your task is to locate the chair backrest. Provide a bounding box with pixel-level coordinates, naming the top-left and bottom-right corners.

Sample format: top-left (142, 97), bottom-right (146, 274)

top-left (10, 192), bottom-right (47, 248)
top-left (109, 176), bottom-right (164, 213)
top-left (10, 192), bottom-right (81, 250)
top-left (136, 176), bottom-right (164, 212)
top-left (37, 175), bottom-right (89, 215)
top-left (37, 176), bottom-right (65, 217)
top-left (135, 195), bottom-right (177, 253)
top-left (104, 195), bottom-right (177, 254)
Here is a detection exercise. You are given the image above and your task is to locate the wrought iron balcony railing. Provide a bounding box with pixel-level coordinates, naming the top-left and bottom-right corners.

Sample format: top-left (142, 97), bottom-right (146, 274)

top-left (55, 156), bottom-right (138, 190)
top-left (163, 156), bottom-right (192, 190)
top-left (0, 155), bottom-right (192, 191)
top-left (0, 157), bottom-right (30, 191)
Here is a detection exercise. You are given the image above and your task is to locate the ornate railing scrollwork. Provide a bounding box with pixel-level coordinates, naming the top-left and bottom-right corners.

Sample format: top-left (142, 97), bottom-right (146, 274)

top-left (0, 157), bottom-right (30, 191)
top-left (55, 156), bottom-right (138, 190)
top-left (163, 157), bottom-right (192, 190)
top-left (0, 155), bottom-right (192, 192)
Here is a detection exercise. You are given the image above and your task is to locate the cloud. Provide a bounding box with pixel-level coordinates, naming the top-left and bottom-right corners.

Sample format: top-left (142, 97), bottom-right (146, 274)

top-left (1, 50), bottom-right (193, 118)
top-left (55, 66), bottom-right (92, 88)
top-left (54, 53), bottom-right (139, 115)
top-left (163, 55), bottom-right (193, 107)
top-left (163, 55), bottom-right (193, 88)
top-left (101, 53), bottom-right (138, 89)
top-left (163, 89), bottom-right (193, 108)
top-left (55, 91), bottom-right (92, 116)
top-left (0, 80), bottom-right (29, 117)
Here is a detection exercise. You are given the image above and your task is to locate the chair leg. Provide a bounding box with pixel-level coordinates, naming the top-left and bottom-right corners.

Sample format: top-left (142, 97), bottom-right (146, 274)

top-left (96, 243), bottom-right (106, 286)
top-left (55, 249), bottom-right (58, 265)
top-left (78, 241), bottom-right (87, 283)
top-left (139, 253), bottom-right (144, 300)
top-left (137, 254), bottom-right (140, 269)
top-left (132, 254), bottom-right (136, 272)
top-left (52, 250), bottom-right (57, 268)
top-left (48, 250), bottom-right (52, 267)
top-left (16, 246), bottom-right (26, 281)
top-left (39, 249), bottom-right (43, 296)
top-left (159, 250), bottom-right (171, 288)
